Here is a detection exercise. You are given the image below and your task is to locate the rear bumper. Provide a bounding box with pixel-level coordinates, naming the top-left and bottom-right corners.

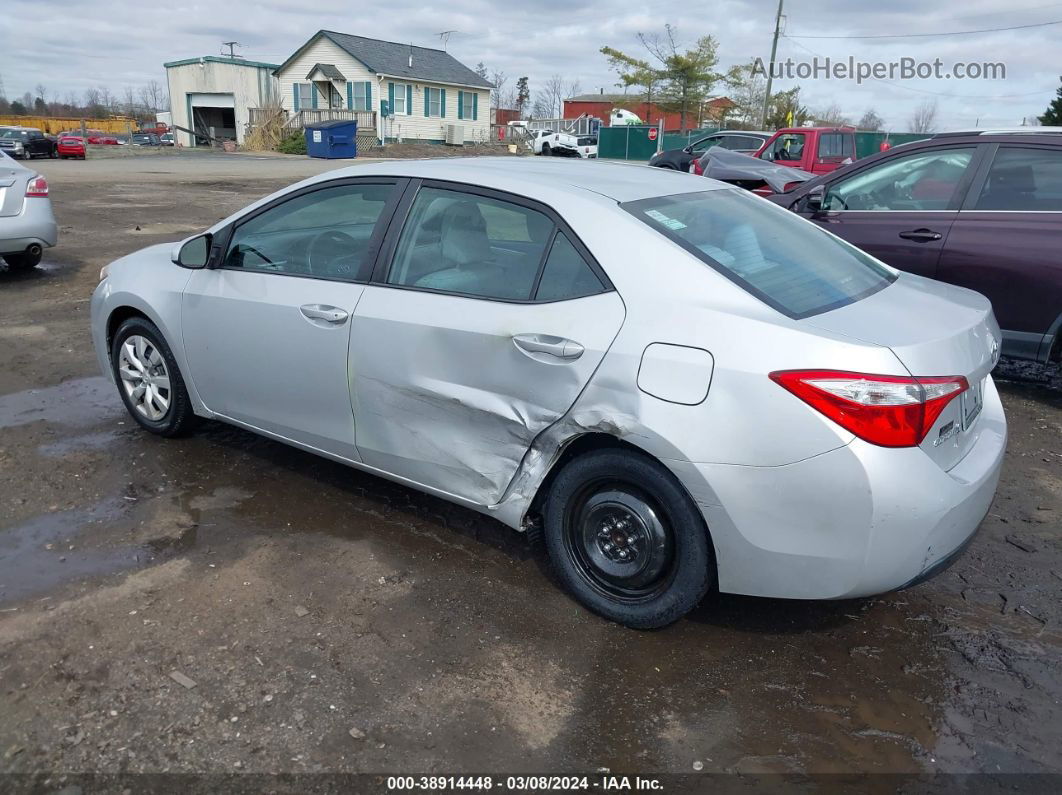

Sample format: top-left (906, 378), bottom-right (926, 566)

top-left (667, 377), bottom-right (1006, 600)
top-left (1, 198), bottom-right (58, 255)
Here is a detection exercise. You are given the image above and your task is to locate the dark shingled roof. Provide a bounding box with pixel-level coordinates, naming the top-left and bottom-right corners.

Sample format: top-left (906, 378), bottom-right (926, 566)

top-left (278, 31), bottom-right (493, 89)
top-left (307, 63), bottom-right (346, 81)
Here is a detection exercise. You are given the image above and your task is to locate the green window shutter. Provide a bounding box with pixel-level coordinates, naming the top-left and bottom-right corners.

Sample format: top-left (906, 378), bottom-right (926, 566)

top-left (406, 84), bottom-right (412, 115)
top-left (424, 87), bottom-right (430, 117)
top-left (472, 92), bottom-right (478, 121)
top-left (440, 88), bottom-right (446, 117)
top-left (388, 82), bottom-right (395, 114)
top-left (347, 82), bottom-right (353, 110)
top-left (293, 84), bottom-right (300, 111)
top-left (311, 85), bottom-right (318, 109)
top-left (457, 91), bottom-right (464, 120)
top-left (364, 81), bottom-right (372, 111)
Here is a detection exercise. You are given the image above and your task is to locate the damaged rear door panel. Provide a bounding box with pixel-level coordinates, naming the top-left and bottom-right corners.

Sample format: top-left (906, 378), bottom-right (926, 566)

top-left (349, 287), bottom-right (625, 506)
top-left (349, 180), bottom-right (625, 507)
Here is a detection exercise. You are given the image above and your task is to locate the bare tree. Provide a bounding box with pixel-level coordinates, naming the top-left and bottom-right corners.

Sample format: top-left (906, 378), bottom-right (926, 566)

top-left (139, 80), bottom-right (165, 114)
top-left (567, 79), bottom-right (582, 101)
top-left (908, 99), bottom-right (938, 134)
top-left (34, 83), bottom-right (48, 112)
top-left (489, 70), bottom-right (508, 110)
top-left (535, 74), bottom-right (567, 119)
top-left (122, 87), bottom-right (138, 117)
top-left (857, 108), bottom-right (885, 131)
top-left (811, 102), bottom-right (850, 126)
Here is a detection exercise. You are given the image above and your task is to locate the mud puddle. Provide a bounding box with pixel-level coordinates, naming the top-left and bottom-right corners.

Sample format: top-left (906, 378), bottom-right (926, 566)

top-left (0, 376), bottom-right (121, 428)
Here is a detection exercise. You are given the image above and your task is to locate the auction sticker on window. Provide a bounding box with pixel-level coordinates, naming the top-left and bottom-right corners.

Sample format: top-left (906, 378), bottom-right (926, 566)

top-left (644, 209), bottom-right (687, 230)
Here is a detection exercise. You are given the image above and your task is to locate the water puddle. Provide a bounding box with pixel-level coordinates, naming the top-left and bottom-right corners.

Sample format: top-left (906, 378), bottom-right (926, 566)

top-left (0, 377), bottom-right (121, 429)
top-left (0, 497), bottom-right (196, 607)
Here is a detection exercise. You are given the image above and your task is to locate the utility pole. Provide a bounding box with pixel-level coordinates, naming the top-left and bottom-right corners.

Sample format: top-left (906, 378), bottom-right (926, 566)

top-left (760, 0), bottom-right (784, 129)
top-left (221, 41), bottom-right (242, 59)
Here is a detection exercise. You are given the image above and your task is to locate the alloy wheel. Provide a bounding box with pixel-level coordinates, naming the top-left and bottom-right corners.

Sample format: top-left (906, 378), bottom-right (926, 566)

top-left (118, 335), bottom-right (171, 421)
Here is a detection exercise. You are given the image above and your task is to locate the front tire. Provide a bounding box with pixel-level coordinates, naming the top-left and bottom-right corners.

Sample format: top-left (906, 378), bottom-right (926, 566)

top-left (541, 143), bottom-right (551, 156)
top-left (111, 317), bottom-right (198, 437)
top-left (543, 449), bottom-right (714, 629)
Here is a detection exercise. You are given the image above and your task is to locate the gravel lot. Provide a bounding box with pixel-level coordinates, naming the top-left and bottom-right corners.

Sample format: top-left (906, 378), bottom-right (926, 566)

top-left (1, 154), bottom-right (1060, 784)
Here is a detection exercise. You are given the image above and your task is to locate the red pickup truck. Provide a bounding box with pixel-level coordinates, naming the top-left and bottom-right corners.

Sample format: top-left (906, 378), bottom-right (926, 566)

top-left (693, 127), bottom-right (857, 176)
top-left (753, 127), bottom-right (857, 174)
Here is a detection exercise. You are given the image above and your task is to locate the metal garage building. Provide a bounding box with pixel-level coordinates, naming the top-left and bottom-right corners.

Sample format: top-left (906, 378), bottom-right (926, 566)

top-left (164, 56), bottom-right (279, 147)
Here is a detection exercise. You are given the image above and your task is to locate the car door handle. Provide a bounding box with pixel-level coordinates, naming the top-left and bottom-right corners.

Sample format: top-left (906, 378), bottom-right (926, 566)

top-left (300, 304), bottom-right (349, 324)
top-left (898, 228), bottom-right (942, 242)
top-left (512, 333), bottom-right (584, 360)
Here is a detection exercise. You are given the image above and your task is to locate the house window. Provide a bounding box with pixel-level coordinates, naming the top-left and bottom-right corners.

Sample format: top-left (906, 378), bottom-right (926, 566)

top-left (352, 82), bottom-right (370, 111)
top-left (392, 82), bottom-right (408, 114)
top-left (458, 90), bottom-right (477, 121)
top-left (426, 87), bottom-right (442, 117)
top-left (296, 83), bottom-right (313, 110)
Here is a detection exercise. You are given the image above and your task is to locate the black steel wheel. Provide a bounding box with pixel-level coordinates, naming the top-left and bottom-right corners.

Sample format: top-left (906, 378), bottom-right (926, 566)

top-left (543, 449), bottom-right (714, 628)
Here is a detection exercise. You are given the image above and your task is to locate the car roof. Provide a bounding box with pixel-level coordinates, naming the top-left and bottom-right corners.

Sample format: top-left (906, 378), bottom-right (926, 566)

top-left (324, 157), bottom-right (729, 202)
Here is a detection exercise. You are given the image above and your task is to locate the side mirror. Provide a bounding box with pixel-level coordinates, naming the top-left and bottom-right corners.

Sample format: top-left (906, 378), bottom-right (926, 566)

top-left (805, 185), bottom-right (825, 212)
top-left (171, 233), bottom-right (212, 269)
top-left (682, 145), bottom-right (693, 154)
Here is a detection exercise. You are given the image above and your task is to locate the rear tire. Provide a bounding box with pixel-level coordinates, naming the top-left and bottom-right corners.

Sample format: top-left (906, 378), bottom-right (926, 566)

top-left (3, 246), bottom-right (43, 270)
top-left (110, 317), bottom-right (198, 437)
top-left (543, 449), bottom-right (714, 629)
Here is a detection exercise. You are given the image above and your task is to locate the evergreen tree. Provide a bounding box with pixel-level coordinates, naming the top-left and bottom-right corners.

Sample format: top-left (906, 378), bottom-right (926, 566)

top-left (1039, 78), bottom-right (1062, 126)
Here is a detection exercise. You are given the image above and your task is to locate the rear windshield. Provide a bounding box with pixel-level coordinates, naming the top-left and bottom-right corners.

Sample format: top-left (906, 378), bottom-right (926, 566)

top-left (622, 189), bottom-right (895, 318)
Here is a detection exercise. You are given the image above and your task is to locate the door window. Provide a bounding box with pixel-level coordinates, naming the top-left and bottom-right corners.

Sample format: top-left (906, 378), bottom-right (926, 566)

top-left (534, 232), bottom-right (604, 302)
top-left (824, 148), bottom-right (975, 211)
top-left (387, 187), bottom-right (556, 300)
top-left (223, 183), bottom-right (394, 280)
top-left (761, 133), bottom-right (806, 162)
top-left (974, 147), bottom-right (1062, 211)
top-left (691, 136), bottom-right (722, 153)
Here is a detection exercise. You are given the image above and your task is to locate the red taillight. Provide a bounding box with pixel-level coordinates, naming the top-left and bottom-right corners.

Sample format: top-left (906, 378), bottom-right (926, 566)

top-left (769, 370), bottom-right (968, 447)
top-left (25, 176), bottom-right (49, 197)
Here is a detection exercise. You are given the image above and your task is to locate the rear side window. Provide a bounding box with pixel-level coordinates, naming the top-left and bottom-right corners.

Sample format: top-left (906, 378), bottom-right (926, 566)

top-left (817, 133), bottom-right (851, 159)
top-left (975, 147), bottom-right (1062, 211)
top-left (623, 189), bottom-right (895, 319)
top-left (535, 232), bottom-right (604, 301)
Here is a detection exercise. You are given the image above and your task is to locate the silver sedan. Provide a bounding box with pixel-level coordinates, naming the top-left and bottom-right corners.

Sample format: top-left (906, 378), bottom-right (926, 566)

top-left (90, 158), bottom-right (1006, 628)
top-left (1, 150), bottom-right (57, 270)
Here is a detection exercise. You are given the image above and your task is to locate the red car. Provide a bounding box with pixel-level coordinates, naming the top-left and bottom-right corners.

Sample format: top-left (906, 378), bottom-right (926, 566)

top-left (57, 135), bottom-right (87, 159)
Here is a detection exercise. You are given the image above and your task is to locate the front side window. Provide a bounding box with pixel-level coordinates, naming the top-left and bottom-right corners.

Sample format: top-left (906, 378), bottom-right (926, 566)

top-left (623, 189), bottom-right (895, 318)
top-left (974, 147), bottom-right (1062, 211)
top-left (825, 147), bottom-right (975, 211)
top-left (691, 136), bottom-right (722, 154)
top-left (223, 183), bottom-right (394, 281)
top-left (387, 187), bottom-right (557, 300)
top-left (762, 133), bottom-right (806, 162)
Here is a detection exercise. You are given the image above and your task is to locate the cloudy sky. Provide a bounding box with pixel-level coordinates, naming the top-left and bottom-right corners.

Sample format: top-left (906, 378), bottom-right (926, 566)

top-left (1, 0), bottom-right (1059, 129)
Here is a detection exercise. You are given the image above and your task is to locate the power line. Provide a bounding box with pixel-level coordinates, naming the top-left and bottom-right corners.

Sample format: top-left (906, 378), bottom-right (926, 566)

top-left (786, 18), bottom-right (1062, 39)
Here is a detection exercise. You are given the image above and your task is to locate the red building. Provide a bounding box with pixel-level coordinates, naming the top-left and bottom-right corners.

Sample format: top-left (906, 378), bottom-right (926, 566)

top-left (563, 93), bottom-right (735, 130)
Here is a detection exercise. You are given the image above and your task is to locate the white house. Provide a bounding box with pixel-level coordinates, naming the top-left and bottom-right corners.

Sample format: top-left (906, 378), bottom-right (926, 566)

top-left (164, 56), bottom-right (280, 147)
top-left (273, 31), bottom-right (493, 144)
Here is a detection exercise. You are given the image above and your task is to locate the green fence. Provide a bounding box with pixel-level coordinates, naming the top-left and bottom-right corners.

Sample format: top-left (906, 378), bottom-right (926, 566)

top-left (853, 132), bottom-right (929, 159)
top-left (598, 126), bottom-right (664, 161)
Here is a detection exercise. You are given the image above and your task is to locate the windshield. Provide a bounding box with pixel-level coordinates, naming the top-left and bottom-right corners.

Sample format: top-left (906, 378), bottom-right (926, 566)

top-left (0, 130), bottom-right (26, 139)
top-left (622, 189), bottom-right (896, 318)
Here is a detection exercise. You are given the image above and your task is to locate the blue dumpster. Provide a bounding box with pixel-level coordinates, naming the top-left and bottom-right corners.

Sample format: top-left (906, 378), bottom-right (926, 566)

top-left (305, 119), bottom-right (358, 159)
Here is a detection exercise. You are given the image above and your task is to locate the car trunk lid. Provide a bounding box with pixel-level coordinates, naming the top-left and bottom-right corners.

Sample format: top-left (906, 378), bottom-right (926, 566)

top-left (806, 272), bottom-right (1000, 470)
top-left (0, 164), bottom-right (28, 217)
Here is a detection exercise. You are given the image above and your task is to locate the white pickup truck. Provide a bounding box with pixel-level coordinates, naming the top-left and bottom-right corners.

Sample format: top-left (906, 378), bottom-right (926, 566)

top-left (526, 129), bottom-right (579, 156)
